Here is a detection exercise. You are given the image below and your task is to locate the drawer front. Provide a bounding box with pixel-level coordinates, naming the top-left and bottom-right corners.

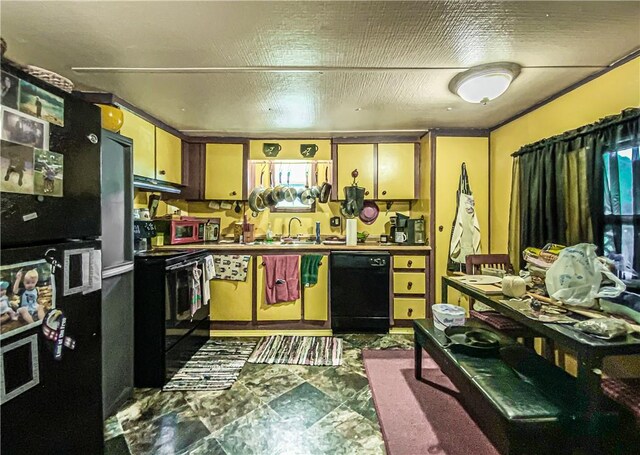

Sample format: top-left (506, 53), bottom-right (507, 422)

top-left (393, 272), bottom-right (426, 295)
top-left (394, 255), bottom-right (425, 270)
top-left (393, 298), bottom-right (426, 320)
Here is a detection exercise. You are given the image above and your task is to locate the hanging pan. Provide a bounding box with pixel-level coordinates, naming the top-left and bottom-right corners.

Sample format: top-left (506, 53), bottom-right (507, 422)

top-left (283, 171), bottom-right (297, 203)
top-left (319, 165), bottom-right (332, 203)
top-left (248, 167), bottom-right (267, 216)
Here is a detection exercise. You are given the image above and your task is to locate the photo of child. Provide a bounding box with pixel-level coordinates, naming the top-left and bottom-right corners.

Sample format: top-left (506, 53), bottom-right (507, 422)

top-left (0, 140), bottom-right (35, 195)
top-left (18, 80), bottom-right (64, 127)
top-left (0, 259), bottom-right (55, 339)
top-left (34, 149), bottom-right (63, 197)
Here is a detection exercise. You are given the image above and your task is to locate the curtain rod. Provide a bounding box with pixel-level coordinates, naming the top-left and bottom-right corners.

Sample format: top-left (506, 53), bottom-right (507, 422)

top-left (511, 108), bottom-right (640, 157)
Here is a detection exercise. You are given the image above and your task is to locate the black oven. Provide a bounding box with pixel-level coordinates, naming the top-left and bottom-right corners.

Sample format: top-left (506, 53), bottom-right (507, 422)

top-left (134, 249), bottom-right (210, 387)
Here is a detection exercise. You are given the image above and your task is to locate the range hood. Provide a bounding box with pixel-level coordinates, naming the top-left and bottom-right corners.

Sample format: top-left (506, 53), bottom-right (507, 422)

top-left (133, 176), bottom-right (181, 194)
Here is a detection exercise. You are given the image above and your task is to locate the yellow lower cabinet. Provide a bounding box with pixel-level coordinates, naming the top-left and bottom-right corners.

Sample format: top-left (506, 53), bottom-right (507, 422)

top-left (393, 255), bottom-right (426, 270)
top-left (256, 256), bottom-right (302, 321)
top-left (303, 255), bottom-right (329, 321)
top-left (394, 298), bottom-right (426, 320)
top-left (393, 272), bottom-right (426, 295)
top-left (210, 257), bottom-right (253, 321)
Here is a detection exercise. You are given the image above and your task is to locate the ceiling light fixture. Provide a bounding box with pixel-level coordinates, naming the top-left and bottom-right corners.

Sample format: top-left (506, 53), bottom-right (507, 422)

top-left (448, 62), bottom-right (521, 105)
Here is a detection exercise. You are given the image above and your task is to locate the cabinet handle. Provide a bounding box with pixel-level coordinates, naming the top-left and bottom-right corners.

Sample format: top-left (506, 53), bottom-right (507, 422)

top-left (365, 190), bottom-right (370, 196)
top-left (159, 170), bottom-right (166, 175)
top-left (408, 308), bottom-right (413, 316)
top-left (382, 190), bottom-right (387, 196)
top-left (231, 191), bottom-right (237, 196)
top-left (407, 260), bottom-right (413, 267)
top-left (438, 225), bottom-right (444, 232)
top-left (407, 282), bottom-right (413, 290)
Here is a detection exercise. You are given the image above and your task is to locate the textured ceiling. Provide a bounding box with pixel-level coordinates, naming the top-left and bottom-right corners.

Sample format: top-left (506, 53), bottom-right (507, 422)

top-left (1, 1), bottom-right (639, 135)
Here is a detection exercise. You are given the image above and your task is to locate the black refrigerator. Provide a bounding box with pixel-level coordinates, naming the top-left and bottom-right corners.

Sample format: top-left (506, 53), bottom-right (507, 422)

top-left (0, 62), bottom-right (104, 454)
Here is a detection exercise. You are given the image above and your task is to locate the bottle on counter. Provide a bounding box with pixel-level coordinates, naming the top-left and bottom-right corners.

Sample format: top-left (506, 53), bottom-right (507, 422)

top-left (266, 222), bottom-right (274, 243)
top-left (315, 221), bottom-right (321, 244)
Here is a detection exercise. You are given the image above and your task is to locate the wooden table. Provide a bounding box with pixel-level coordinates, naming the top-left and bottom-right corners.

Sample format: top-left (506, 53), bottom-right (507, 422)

top-left (442, 275), bottom-right (640, 437)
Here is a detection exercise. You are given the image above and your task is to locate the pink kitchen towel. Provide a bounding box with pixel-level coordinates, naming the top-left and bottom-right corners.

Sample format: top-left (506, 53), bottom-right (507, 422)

top-left (263, 255), bottom-right (300, 304)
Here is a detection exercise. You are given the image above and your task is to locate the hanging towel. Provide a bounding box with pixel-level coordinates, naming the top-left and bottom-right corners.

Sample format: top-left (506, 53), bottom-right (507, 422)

top-left (191, 266), bottom-right (202, 317)
top-left (202, 255), bottom-right (215, 305)
top-left (263, 255), bottom-right (300, 304)
top-left (213, 255), bottom-right (251, 282)
top-left (301, 255), bottom-right (323, 287)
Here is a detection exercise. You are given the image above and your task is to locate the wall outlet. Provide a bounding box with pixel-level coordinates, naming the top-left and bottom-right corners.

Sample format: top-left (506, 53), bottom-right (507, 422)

top-left (330, 216), bottom-right (341, 227)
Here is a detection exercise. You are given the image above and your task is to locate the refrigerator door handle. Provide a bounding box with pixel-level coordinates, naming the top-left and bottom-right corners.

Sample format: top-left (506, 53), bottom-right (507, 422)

top-left (102, 262), bottom-right (134, 279)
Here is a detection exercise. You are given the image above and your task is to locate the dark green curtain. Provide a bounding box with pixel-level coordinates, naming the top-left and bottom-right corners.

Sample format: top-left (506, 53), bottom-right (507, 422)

top-left (512, 108), bottom-right (640, 266)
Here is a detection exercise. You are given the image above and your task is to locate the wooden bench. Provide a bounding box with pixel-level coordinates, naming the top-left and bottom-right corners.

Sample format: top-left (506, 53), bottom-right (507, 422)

top-left (414, 319), bottom-right (576, 455)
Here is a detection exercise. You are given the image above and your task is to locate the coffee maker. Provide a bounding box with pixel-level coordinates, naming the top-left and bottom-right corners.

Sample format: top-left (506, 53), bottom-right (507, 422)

top-left (134, 220), bottom-right (156, 253)
top-left (407, 216), bottom-right (426, 245)
top-left (393, 213), bottom-right (410, 243)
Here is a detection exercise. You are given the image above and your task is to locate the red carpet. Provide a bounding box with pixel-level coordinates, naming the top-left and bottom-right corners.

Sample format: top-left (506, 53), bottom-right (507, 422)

top-left (363, 349), bottom-right (498, 455)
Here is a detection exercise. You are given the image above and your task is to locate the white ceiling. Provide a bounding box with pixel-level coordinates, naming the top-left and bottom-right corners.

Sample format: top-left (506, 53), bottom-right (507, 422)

top-left (2, 1), bottom-right (639, 136)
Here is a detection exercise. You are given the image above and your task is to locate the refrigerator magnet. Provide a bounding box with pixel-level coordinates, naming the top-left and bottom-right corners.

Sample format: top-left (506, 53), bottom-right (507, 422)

top-left (0, 334), bottom-right (40, 404)
top-left (0, 259), bottom-right (55, 340)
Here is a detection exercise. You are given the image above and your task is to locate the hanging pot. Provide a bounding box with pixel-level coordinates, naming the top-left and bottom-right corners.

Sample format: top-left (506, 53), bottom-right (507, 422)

top-left (262, 171), bottom-right (277, 207)
top-left (319, 165), bottom-right (332, 203)
top-left (273, 170), bottom-right (287, 203)
top-left (248, 169), bottom-right (267, 214)
top-left (310, 167), bottom-right (322, 198)
top-left (283, 171), bottom-right (297, 203)
top-left (298, 170), bottom-right (315, 206)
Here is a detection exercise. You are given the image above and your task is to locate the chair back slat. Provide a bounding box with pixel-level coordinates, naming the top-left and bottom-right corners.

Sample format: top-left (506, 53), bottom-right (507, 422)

top-left (465, 254), bottom-right (514, 275)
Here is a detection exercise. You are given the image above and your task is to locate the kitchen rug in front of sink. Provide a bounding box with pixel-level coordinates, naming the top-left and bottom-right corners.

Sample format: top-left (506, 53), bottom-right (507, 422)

top-left (248, 335), bottom-right (342, 366)
top-left (163, 339), bottom-right (257, 391)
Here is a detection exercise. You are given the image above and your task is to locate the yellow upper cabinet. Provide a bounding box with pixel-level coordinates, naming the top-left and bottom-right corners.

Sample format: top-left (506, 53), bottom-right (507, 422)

top-left (120, 110), bottom-right (155, 179)
top-left (155, 128), bottom-right (182, 184)
top-left (336, 144), bottom-right (375, 199)
top-left (377, 143), bottom-right (416, 200)
top-left (204, 143), bottom-right (245, 200)
top-left (249, 140), bottom-right (331, 160)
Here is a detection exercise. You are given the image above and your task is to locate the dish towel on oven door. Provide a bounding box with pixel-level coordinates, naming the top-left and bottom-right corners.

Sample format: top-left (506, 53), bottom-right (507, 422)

top-left (213, 255), bottom-right (251, 282)
top-left (202, 255), bottom-right (215, 305)
top-left (263, 255), bottom-right (300, 304)
top-left (191, 265), bottom-right (202, 317)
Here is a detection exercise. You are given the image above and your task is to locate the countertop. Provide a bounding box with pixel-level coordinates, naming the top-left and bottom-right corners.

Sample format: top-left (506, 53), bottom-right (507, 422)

top-left (157, 241), bottom-right (431, 253)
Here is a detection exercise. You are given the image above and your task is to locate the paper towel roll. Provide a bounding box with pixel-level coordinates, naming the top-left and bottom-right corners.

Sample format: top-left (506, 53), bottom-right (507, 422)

top-left (346, 218), bottom-right (357, 246)
top-left (502, 275), bottom-right (527, 298)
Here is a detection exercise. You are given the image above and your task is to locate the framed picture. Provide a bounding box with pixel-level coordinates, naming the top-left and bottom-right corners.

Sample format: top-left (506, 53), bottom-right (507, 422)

top-left (0, 259), bottom-right (55, 340)
top-left (1, 73), bottom-right (19, 109)
top-left (33, 149), bottom-right (63, 197)
top-left (0, 106), bottom-right (49, 149)
top-left (0, 140), bottom-right (35, 195)
top-left (18, 80), bottom-right (64, 127)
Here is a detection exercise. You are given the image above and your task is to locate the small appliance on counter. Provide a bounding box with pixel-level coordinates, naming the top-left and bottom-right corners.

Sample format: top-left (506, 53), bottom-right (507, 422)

top-left (204, 218), bottom-right (221, 242)
top-left (153, 216), bottom-right (206, 245)
top-left (407, 216), bottom-right (427, 245)
top-left (393, 213), bottom-right (409, 243)
top-left (134, 220), bottom-right (156, 252)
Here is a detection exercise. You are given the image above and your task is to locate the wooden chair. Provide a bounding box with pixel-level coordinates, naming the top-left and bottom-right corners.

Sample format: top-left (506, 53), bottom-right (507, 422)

top-left (465, 254), bottom-right (543, 351)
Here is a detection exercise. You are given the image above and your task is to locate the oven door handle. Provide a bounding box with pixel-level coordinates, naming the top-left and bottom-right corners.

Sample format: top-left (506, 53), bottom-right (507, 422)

top-left (166, 259), bottom-right (202, 272)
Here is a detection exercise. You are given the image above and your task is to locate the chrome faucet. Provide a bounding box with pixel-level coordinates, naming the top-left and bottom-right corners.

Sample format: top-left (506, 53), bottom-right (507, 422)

top-left (288, 217), bottom-right (302, 238)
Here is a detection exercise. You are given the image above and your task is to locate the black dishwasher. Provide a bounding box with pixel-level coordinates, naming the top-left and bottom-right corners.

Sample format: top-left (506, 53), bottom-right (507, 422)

top-left (330, 252), bottom-right (390, 333)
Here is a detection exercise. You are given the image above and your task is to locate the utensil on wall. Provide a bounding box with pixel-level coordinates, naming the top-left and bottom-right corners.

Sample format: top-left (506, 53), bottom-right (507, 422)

top-left (234, 201), bottom-right (242, 213)
top-left (319, 165), bottom-right (332, 203)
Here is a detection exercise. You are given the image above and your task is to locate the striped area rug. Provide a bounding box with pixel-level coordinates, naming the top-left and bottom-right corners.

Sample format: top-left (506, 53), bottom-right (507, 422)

top-left (248, 335), bottom-right (342, 366)
top-left (163, 339), bottom-right (257, 391)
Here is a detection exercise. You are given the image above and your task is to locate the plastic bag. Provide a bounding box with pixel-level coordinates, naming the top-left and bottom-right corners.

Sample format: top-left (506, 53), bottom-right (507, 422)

top-left (545, 243), bottom-right (625, 308)
top-left (575, 318), bottom-right (629, 339)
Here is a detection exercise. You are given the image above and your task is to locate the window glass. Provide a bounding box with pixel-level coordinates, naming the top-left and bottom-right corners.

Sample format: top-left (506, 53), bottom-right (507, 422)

top-left (273, 162), bottom-right (312, 210)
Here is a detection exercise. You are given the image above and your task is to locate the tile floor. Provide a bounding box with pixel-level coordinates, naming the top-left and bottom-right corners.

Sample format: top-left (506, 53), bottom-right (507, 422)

top-left (104, 333), bottom-right (414, 455)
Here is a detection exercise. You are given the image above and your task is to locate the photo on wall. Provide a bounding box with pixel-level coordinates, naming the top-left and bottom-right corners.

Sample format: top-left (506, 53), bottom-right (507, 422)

top-left (0, 106), bottom-right (49, 149)
top-left (0, 140), bottom-right (35, 195)
top-left (1, 73), bottom-right (19, 109)
top-left (34, 149), bottom-right (63, 197)
top-left (0, 259), bottom-right (55, 340)
top-left (18, 79), bottom-right (64, 127)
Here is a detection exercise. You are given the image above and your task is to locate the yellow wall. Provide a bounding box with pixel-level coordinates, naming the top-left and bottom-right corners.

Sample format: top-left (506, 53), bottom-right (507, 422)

top-left (490, 57), bottom-right (640, 254)
top-left (433, 136), bottom-right (489, 309)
